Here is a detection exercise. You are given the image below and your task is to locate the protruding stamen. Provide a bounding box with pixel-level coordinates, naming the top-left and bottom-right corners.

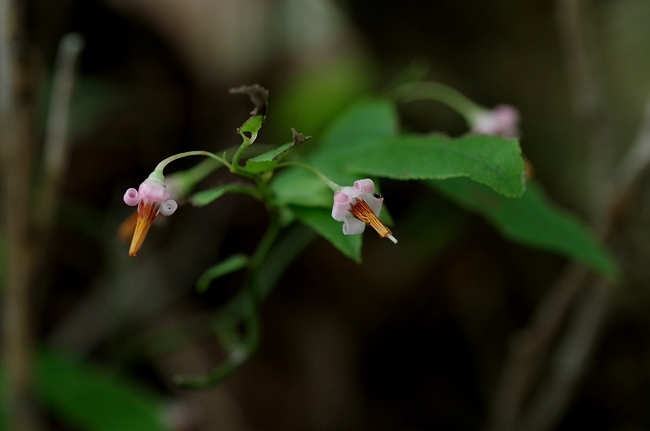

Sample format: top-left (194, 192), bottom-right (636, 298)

top-left (349, 199), bottom-right (396, 242)
top-left (129, 201), bottom-right (159, 257)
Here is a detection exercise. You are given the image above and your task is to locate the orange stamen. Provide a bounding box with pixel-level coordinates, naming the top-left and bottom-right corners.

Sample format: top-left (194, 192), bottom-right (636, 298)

top-left (349, 199), bottom-right (396, 243)
top-left (129, 201), bottom-right (158, 257)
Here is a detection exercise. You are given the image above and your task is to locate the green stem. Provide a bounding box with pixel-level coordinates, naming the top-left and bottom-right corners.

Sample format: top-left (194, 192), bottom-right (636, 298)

top-left (231, 139), bottom-right (250, 169)
top-left (391, 81), bottom-right (486, 123)
top-left (154, 150), bottom-right (230, 175)
top-left (277, 161), bottom-right (341, 191)
top-left (173, 216), bottom-right (283, 390)
top-left (251, 214), bottom-right (281, 268)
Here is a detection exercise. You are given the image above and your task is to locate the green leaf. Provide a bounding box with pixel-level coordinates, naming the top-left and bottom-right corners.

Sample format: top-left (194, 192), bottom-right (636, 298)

top-left (191, 184), bottom-right (257, 206)
top-left (245, 128), bottom-right (311, 174)
top-left (37, 350), bottom-right (167, 431)
top-left (290, 206), bottom-right (362, 263)
top-left (347, 134), bottom-right (525, 198)
top-left (272, 56), bottom-right (376, 136)
top-left (239, 115), bottom-right (264, 137)
top-left (317, 99), bottom-right (399, 153)
top-left (270, 100), bottom-right (400, 262)
top-left (271, 100), bottom-right (399, 209)
top-left (310, 100), bottom-right (399, 183)
top-left (197, 254), bottom-right (249, 292)
top-left (270, 168), bottom-right (333, 208)
top-left (237, 115), bottom-right (264, 147)
top-left (245, 143), bottom-right (292, 173)
top-left (432, 178), bottom-right (619, 279)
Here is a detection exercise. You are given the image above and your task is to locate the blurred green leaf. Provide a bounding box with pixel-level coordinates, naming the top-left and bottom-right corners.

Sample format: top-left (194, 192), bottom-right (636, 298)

top-left (347, 134), bottom-right (525, 198)
top-left (191, 184), bottom-right (258, 206)
top-left (37, 350), bottom-right (167, 431)
top-left (432, 178), bottom-right (619, 279)
top-left (273, 56), bottom-right (376, 136)
top-left (197, 254), bottom-right (249, 293)
top-left (290, 206), bottom-right (362, 263)
top-left (271, 168), bottom-right (332, 207)
top-left (316, 99), bottom-right (399, 154)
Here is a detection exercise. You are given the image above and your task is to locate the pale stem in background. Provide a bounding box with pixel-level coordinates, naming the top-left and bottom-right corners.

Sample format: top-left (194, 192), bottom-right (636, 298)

top-left (555, 0), bottom-right (614, 218)
top-left (488, 2), bottom-right (636, 431)
top-left (37, 32), bottom-right (85, 233)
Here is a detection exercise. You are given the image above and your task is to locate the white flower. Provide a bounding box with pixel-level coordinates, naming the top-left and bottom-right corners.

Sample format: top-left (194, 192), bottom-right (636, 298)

top-left (331, 179), bottom-right (397, 243)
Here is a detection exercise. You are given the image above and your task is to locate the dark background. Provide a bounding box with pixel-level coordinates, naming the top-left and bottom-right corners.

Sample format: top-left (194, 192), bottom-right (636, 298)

top-left (13, 0), bottom-right (650, 430)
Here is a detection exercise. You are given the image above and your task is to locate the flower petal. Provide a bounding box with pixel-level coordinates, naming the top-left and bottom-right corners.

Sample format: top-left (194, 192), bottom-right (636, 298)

top-left (332, 190), bottom-right (351, 221)
top-left (139, 178), bottom-right (170, 203)
top-left (124, 188), bottom-right (141, 206)
top-left (354, 179), bottom-right (374, 194)
top-left (159, 199), bottom-right (178, 216)
top-left (471, 105), bottom-right (520, 138)
top-left (343, 215), bottom-right (366, 235)
top-left (363, 194), bottom-right (384, 217)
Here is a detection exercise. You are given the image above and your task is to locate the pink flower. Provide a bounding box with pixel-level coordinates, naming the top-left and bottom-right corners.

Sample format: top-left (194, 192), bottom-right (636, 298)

top-left (332, 179), bottom-right (397, 243)
top-left (123, 177), bottom-right (178, 256)
top-left (470, 104), bottom-right (520, 138)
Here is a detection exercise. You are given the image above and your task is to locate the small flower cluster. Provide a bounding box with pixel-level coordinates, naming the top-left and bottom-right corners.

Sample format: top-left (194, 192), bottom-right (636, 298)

top-left (470, 105), bottom-right (520, 139)
top-left (123, 174), bottom-right (177, 257)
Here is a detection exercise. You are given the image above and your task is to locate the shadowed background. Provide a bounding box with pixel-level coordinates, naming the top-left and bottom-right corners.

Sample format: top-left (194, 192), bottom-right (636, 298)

top-left (4, 0), bottom-right (650, 430)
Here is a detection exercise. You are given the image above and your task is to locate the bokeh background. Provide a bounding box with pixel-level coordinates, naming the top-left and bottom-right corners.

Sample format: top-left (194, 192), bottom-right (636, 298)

top-left (4, 0), bottom-right (650, 430)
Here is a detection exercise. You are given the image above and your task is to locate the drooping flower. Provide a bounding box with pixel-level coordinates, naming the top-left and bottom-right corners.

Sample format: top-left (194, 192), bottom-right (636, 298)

top-left (470, 104), bottom-right (520, 138)
top-left (123, 173), bottom-right (178, 257)
top-left (332, 179), bottom-right (397, 243)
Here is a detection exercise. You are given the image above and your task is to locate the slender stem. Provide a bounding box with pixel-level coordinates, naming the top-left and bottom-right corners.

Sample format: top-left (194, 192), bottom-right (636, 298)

top-left (37, 32), bottom-right (84, 233)
top-left (250, 214), bottom-right (282, 269)
top-left (165, 143), bottom-right (281, 197)
top-left (256, 224), bottom-right (316, 299)
top-left (173, 216), bottom-right (283, 389)
top-left (276, 161), bottom-right (340, 191)
top-left (555, 0), bottom-right (613, 218)
top-left (391, 81), bottom-right (486, 123)
top-left (231, 138), bottom-right (251, 169)
top-left (154, 150), bottom-right (229, 174)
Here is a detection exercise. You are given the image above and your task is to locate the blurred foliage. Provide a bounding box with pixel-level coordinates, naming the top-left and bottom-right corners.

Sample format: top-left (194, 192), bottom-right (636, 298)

top-left (433, 178), bottom-right (619, 279)
top-left (36, 350), bottom-right (168, 431)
